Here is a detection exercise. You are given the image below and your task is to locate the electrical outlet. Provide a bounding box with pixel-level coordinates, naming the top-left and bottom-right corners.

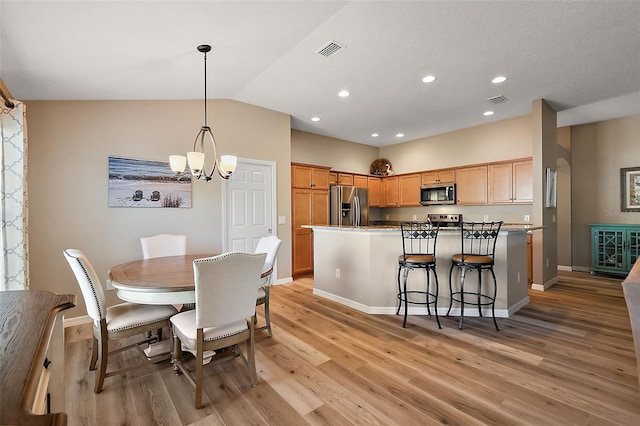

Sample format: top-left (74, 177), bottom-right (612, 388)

top-left (517, 272), bottom-right (520, 283)
top-left (552, 214), bottom-right (556, 223)
top-left (278, 216), bottom-right (286, 225)
top-left (546, 258), bottom-right (549, 268)
top-left (386, 214), bottom-right (390, 220)
top-left (336, 268), bottom-right (341, 279)
top-left (524, 214), bottom-right (530, 222)
top-left (483, 215), bottom-right (489, 222)
top-left (412, 215), bottom-right (417, 220)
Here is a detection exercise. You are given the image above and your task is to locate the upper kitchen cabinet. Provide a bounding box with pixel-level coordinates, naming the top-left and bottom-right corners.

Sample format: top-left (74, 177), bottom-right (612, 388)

top-left (368, 176), bottom-right (381, 207)
top-left (328, 171), bottom-right (338, 187)
top-left (456, 165), bottom-right (488, 204)
top-left (353, 174), bottom-right (368, 188)
top-left (421, 169), bottom-right (455, 185)
top-left (384, 176), bottom-right (400, 207)
top-left (338, 173), bottom-right (354, 186)
top-left (292, 163), bottom-right (330, 190)
top-left (512, 160), bottom-right (533, 203)
top-left (488, 159), bottom-right (533, 204)
top-left (399, 173), bottom-right (421, 206)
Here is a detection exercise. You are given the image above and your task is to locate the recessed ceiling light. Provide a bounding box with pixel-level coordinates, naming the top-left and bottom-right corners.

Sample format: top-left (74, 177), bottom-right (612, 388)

top-left (338, 90), bottom-right (350, 97)
top-left (396, 133), bottom-right (404, 138)
top-left (483, 111), bottom-right (494, 116)
top-left (311, 117), bottom-right (320, 122)
top-left (492, 76), bottom-right (507, 84)
top-left (422, 75), bottom-right (437, 83)
top-left (371, 133), bottom-right (379, 137)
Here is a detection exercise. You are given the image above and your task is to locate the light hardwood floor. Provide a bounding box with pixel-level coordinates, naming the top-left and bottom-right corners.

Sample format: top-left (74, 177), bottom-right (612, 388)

top-left (64, 271), bottom-right (639, 425)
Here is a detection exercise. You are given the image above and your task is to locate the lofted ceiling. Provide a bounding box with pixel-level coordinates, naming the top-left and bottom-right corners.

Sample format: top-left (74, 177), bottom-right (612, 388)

top-left (1, 0), bottom-right (639, 147)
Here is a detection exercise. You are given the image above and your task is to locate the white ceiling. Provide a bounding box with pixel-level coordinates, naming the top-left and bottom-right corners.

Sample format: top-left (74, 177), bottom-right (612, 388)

top-left (1, 1), bottom-right (639, 147)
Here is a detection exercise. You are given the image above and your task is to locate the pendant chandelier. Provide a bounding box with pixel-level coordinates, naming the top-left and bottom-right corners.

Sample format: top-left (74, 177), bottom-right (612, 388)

top-left (170, 44), bottom-right (237, 181)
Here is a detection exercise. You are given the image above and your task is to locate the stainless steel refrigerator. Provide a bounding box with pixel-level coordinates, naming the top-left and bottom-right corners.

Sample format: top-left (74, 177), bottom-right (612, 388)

top-left (330, 186), bottom-right (369, 227)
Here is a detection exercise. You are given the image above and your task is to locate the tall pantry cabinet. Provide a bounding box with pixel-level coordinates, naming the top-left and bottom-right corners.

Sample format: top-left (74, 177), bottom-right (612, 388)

top-left (292, 163), bottom-right (330, 276)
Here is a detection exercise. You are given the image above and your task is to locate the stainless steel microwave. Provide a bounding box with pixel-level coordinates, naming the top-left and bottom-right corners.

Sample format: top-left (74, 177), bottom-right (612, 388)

top-left (420, 183), bottom-right (456, 205)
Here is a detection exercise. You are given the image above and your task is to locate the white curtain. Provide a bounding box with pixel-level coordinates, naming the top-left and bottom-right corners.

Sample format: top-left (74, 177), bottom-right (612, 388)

top-left (1, 102), bottom-right (29, 290)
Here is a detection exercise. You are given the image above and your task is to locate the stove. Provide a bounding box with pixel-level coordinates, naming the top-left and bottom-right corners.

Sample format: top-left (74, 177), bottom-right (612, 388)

top-left (427, 213), bottom-right (462, 227)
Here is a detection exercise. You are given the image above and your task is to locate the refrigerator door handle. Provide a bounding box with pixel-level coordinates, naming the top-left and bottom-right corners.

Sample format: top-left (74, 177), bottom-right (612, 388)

top-left (354, 195), bottom-right (360, 227)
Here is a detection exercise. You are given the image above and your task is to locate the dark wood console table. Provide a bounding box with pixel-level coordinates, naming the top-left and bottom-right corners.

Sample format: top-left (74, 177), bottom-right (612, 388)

top-left (0, 290), bottom-right (75, 425)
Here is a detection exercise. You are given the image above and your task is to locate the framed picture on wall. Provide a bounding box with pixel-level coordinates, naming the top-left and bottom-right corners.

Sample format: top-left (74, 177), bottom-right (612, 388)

top-left (108, 156), bottom-right (192, 208)
top-left (545, 167), bottom-right (557, 208)
top-left (620, 166), bottom-right (640, 212)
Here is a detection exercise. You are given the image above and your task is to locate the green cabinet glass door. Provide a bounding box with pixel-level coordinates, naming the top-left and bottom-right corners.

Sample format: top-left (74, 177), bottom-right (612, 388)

top-left (591, 224), bottom-right (640, 276)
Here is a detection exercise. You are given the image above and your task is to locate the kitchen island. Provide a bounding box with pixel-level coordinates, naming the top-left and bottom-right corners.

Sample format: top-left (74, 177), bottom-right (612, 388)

top-left (308, 224), bottom-right (540, 319)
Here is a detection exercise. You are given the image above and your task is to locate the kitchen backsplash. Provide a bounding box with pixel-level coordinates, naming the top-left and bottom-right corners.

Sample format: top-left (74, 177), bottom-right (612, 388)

top-left (372, 204), bottom-right (533, 224)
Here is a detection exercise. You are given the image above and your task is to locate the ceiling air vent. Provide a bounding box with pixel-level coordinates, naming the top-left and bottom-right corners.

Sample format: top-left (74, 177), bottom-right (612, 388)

top-left (316, 40), bottom-right (346, 58)
top-left (487, 95), bottom-right (508, 104)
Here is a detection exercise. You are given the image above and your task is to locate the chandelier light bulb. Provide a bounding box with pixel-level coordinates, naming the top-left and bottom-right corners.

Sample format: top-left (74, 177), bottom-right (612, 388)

top-left (169, 155), bottom-right (187, 174)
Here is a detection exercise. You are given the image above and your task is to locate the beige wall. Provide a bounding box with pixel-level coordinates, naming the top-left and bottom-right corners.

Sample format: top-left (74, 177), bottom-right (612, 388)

top-left (26, 99), bottom-right (291, 318)
top-left (571, 114), bottom-right (640, 269)
top-left (291, 130), bottom-right (379, 174)
top-left (556, 127), bottom-right (572, 268)
top-left (531, 99), bottom-right (558, 288)
top-left (379, 114), bottom-right (532, 174)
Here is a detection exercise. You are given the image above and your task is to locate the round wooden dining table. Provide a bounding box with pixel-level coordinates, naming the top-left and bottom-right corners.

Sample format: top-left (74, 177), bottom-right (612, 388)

top-left (109, 254), bottom-right (214, 305)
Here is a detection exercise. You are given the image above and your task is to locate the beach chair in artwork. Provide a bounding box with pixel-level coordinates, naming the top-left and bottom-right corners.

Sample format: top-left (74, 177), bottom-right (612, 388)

top-left (133, 190), bottom-right (143, 201)
top-left (151, 191), bottom-right (161, 202)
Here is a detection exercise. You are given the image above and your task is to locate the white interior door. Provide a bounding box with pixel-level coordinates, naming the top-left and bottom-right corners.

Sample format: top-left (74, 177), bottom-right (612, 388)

top-left (224, 158), bottom-right (276, 253)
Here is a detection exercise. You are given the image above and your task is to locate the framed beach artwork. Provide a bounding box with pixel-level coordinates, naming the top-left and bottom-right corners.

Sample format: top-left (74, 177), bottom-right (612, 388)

top-left (108, 156), bottom-right (192, 208)
top-left (620, 166), bottom-right (640, 212)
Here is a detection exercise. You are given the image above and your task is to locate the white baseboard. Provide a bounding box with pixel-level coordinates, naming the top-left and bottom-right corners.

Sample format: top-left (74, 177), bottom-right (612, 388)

top-left (274, 276), bottom-right (293, 286)
top-left (531, 275), bottom-right (559, 291)
top-left (557, 265), bottom-right (572, 272)
top-left (312, 288), bottom-right (525, 318)
top-left (572, 266), bottom-right (591, 273)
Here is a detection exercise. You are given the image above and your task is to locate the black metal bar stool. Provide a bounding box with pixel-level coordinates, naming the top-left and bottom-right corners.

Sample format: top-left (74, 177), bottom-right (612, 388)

top-left (397, 221), bottom-right (441, 328)
top-left (447, 221), bottom-right (503, 330)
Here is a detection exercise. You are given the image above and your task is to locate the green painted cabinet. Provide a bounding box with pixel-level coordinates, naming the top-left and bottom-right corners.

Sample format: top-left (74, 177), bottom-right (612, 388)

top-left (590, 224), bottom-right (640, 276)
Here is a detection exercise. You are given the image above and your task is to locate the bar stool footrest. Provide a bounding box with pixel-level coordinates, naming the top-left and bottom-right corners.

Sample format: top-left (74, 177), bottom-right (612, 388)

top-left (449, 291), bottom-right (495, 306)
top-left (398, 290), bottom-right (438, 305)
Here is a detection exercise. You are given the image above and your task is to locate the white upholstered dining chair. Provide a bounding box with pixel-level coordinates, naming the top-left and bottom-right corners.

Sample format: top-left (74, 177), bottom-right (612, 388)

top-left (63, 249), bottom-right (178, 393)
top-left (254, 236), bottom-right (282, 337)
top-left (140, 233), bottom-right (187, 259)
top-left (170, 251), bottom-right (266, 408)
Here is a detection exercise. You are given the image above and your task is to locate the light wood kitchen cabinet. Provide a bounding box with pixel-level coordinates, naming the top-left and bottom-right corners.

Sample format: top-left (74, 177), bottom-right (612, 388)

top-left (512, 160), bottom-right (533, 203)
top-left (338, 173), bottom-right (354, 186)
top-left (292, 163), bottom-right (330, 189)
top-left (353, 174), bottom-right (368, 188)
top-left (384, 176), bottom-right (399, 207)
top-left (292, 163), bottom-right (330, 276)
top-left (421, 169), bottom-right (455, 185)
top-left (456, 165), bottom-right (488, 204)
top-left (399, 173), bottom-right (421, 206)
top-left (328, 171), bottom-right (338, 186)
top-left (368, 176), bottom-right (381, 207)
top-left (292, 188), bottom-right (329, 276)
top-left (488, 159), bottom-right (532, 204)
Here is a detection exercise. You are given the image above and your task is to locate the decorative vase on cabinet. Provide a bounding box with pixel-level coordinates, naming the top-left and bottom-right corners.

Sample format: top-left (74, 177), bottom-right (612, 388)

top-left (590, 224), bottom-right (640, 276)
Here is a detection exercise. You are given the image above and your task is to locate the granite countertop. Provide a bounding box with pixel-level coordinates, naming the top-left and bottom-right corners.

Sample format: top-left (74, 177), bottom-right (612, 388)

top-left (305, 224), bottom-right (544, 232)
